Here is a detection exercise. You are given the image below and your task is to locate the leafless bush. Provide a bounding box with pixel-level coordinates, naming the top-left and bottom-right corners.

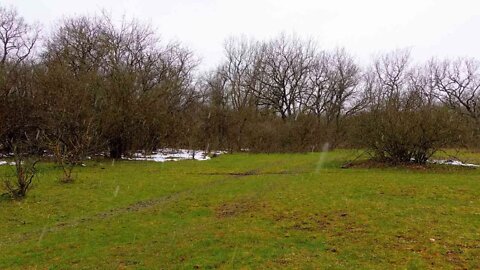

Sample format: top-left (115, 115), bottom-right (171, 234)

top-left (357, 51), bottom-right (460, 163)
top-left (2, 142), bottom-right (39, 198)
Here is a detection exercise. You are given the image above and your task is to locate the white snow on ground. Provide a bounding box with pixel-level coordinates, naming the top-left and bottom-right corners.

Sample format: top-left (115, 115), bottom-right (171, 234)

top-left (126, 149), bottom-right (225, 162)
top-left (0, 161), bottom-right (15, 166)
top-left (0, 149), bottom-right (225, 165)
top-left (3, 151), bottom-right (475, 167)
top-left (429, 159), bottom-right (480, 168)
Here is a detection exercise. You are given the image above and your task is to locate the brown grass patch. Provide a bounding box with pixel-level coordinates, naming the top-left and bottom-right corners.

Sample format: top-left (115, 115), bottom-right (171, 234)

top-left (215, 198), bottom-right (267, 218)
top-left (272, 210), bottom-right (368, 236)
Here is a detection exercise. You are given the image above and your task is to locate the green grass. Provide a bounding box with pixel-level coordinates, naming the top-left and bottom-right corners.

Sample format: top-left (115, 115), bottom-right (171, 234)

top-left (1, 150), bottom-right (479, 269)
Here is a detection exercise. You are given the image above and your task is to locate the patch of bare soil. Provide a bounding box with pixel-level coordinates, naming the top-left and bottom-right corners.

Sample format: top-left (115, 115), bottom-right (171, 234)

top-left (194, 170), bottom-right (303, 176)
top-left (272, 210), bottom-right (368, 236)
top-left (215, 198), bottom-right (268, 218)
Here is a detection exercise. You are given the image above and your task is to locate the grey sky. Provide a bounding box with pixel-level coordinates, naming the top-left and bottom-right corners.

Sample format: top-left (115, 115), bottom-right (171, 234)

top-left (2, 0), bottom-right (480, 69)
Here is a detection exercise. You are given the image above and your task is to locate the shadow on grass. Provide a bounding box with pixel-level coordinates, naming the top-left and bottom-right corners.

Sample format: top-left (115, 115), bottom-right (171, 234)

top-left (343, 159), bottom-right (479, 172)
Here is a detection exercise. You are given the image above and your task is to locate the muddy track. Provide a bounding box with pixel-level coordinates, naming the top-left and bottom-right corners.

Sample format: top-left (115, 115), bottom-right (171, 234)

top-left (190, 170), bottom-right (304, 176)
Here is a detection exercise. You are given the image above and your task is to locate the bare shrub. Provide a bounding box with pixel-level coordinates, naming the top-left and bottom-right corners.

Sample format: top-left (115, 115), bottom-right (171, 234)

top-left (2, 144), bottom-right (39, 198)
top-left (357, 51), bottom-right (460, 164)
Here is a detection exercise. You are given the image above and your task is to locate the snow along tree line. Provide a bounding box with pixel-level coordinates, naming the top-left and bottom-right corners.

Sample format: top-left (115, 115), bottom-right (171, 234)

top-left (1, 6), bottom-right (479, 195)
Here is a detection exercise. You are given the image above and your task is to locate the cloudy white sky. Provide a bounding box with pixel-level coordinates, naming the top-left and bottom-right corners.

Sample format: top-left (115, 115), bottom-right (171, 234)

top-left (2, 0), bottom-right (480, 69)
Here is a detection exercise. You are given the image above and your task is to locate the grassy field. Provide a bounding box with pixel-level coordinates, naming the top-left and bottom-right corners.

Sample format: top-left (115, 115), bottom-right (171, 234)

top-left (1, 150), bottom-right (479, 269)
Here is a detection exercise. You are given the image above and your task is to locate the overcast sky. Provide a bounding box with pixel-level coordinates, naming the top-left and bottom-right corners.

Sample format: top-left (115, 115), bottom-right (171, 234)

top-left (2, 0), bottom-right (480, 69)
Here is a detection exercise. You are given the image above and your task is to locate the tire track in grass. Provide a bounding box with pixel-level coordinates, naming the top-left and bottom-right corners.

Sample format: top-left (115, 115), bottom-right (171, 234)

top-left (10, 169), bottom-right (266, 244)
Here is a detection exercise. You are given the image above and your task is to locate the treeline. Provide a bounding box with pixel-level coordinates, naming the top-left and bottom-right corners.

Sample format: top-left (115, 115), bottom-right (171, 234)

top-left (1, 6), bottom-right (480, 193)
top-left (200, 38), bottom-right (479, 156)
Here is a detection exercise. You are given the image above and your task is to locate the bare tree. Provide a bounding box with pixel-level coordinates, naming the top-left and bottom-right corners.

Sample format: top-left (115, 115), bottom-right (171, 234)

top-left (207, 37), bottom-right (263, 150)
top-left (220, 37), bottom-right (260, 110)
top-left (0, 5), bottom-right (40, 146)
top-left (325, 49), bottom-right (363, 122)
top-left (0, 6), bottom-right (39, 67)
top-left (432, 58), bottom-right (480, 128)
top-left (254, 34), bottom-right (316, 119)
top-left (0, 5), bottom-right (41, 198)
top-left (304, 51), bottom-right (330, 116)
top-left (321, 49), bottom-right (363, 145)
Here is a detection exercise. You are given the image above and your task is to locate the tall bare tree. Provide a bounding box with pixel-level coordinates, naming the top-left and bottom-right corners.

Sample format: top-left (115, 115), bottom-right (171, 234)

top-left (254, 34), bottom-right (316, 119)
top-left (432, 58), bottom-right (480, 128)
top-left (0, 5), bottom-right (41, 197)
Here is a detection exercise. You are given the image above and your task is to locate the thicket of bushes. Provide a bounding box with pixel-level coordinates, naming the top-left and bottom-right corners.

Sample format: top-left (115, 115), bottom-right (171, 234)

top-left (1, 6), bottom-right (479, 197)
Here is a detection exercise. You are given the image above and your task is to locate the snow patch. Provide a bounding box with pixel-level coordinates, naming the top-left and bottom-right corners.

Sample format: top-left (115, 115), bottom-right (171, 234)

top-left (429, 159), bottom-right (480, 168)
top-left (0, 161), bottom-right (15, 166)
top-left (126, 149), bottom-right (225, 163)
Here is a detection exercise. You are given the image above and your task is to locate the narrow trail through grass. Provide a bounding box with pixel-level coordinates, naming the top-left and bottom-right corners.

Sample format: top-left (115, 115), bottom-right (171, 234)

top-left (16, 170), bottom-right (260, 242)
